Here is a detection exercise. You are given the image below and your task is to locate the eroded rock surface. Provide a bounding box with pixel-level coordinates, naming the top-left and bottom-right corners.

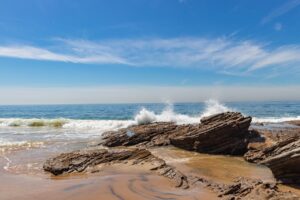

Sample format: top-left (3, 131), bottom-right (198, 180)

top-left (217, 177), bottom-right (299, 200)
top-left (245, 126), bottom-right (300, 184)
top-left (43, 147), bottom-right (189, 188)
top-left (101, 112), bottom-right (252, 155)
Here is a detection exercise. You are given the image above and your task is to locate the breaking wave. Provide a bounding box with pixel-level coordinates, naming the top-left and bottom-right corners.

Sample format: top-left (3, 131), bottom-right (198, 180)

top-left (252, 116), bottom-right (300, 123)
top-left (0, 138), bottom-right (45, 153)
top-left (0, 100), bottom-right (298, 133)
top-left (0, 99), bottom-right (232, 130)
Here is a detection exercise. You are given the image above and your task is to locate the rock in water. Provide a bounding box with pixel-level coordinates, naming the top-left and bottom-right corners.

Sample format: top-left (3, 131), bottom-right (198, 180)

top-left (101, 112), bottom-right (252, 155)
top-left (170, 112), bottom-right (252, 155)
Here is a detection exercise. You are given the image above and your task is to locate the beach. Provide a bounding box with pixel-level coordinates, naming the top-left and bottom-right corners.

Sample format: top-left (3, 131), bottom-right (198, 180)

top-left (1, 101), bottom-right (300, 199)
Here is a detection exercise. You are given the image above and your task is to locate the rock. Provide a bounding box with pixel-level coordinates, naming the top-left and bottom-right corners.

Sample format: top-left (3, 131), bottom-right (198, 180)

top-left (101, 122), bottom-right (181, 147)
top-left (260, 138), bottom-right (300, 184)
top-left (244, 137), bottom-right (300, 184)
top-left (101, 112), bottom-right (252, 155)
top-left (43, 147), bottom-right (189, 188)
top-left (287, 120), bottom-right (300, 126)
top-left (218, 177), bottom-right (299, 200)
top-left (245, 126), bottom-right (300, 184)
top-left (170, 112), bottom-right (252, 155)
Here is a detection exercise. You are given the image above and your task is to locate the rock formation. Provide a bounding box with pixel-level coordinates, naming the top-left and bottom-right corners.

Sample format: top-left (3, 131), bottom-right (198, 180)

top-left (101, 112), bottom-right (252, 155)
top-left (171, 112), bottom-right (252, 155)
top-left (43, 147), bottom-right (189, 188)
top-left (246, 136), bottom-right (300, 184)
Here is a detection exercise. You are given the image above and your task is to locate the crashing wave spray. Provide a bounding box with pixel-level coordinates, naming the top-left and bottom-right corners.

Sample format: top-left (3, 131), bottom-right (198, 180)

top-left (134, 99), bottom-right (231, 125)
top-left (200, 99), bottom-right (232, 118)
top-left (134, 101), bottom-right (200, 125)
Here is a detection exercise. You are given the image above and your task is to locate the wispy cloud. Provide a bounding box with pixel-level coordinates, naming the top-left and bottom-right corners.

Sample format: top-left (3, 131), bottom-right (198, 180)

top-left (0, 45), bottom-right (129, 65)
top-left (262, 0), bottom-right (300, 24)
top-left (0, 37), bottom-right (300, 74)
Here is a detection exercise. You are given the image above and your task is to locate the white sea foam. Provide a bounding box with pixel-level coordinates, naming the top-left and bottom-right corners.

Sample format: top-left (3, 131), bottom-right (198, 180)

top-left (2, 155), bottom-right (12, 171)
top-left (0, 141), bottom-right (44, 148)
top-left (134, 103), bottom-right (200, 125)
top-left (0, 138), bottom-right (45, 150)
top-left (252, 116), bottom-right (300, 123)
top-left (134, 108), bottom-right (157, 125)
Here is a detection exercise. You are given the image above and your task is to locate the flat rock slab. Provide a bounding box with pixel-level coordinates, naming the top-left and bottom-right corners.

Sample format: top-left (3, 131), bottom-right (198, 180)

top-left (43, 147), bottom-right (189, 188)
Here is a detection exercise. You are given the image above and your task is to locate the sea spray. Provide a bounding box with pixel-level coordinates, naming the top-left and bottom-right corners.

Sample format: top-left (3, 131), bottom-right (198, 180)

top-left (134, 108), bottom-right (156, 125)
top-left (200, 99), bottom-right (232, 118)
top-left (134, 102), bottom-right (200, 125)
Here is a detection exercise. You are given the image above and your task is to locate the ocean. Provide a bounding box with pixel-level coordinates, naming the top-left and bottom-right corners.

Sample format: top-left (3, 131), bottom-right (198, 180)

top-left (1, 100), bottom-right (300, 149)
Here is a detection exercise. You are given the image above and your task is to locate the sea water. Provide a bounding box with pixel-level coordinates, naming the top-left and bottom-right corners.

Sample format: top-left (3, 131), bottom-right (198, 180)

top-left (0, 100), bottom-right (300, 167)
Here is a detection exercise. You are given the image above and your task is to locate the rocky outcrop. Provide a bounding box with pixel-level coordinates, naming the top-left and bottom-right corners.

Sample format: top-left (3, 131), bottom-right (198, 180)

top-left (101, 112), bottom-right (252, 155)
top-left (245, 125), bottom-right (300, 184)
top-left (43, 147), bottom-right (189, 188)
top-left (260, 138), bottom-right (300, 184)
top-left (101, 122), bottom-right (183, 147)
top-left (170, 112), bottom-right (252, 155)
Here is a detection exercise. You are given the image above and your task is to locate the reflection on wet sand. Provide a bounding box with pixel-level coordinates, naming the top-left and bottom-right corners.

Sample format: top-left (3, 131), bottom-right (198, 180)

top-left (0, 165), bottom-right (216, 200)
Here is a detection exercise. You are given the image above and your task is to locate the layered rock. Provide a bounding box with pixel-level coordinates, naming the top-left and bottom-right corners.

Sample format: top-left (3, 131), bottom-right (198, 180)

top-left (259, 138), bottom-right (300, 184)
top-left (43, 147), bottom-right (189, 188)
top-left (245, 125), bottom-right (300, 184)
top-left (101, 122), bottom-right (183, 147)
top-left (171, 112), bottom-right (252, 155)
top-left (101, 112), bottom-right (252, 155)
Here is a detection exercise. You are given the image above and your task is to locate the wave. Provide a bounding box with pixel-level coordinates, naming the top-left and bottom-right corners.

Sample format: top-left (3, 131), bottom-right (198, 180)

top-left (0, 100), bottom-right (298, 132)
top-left (0, 118), bottom-right (69, 128)
top-left (0, 100), bottom-right (231, 128)
top-left (0, 138), bottom-right (45, 152)
top-left (252, 116), bottom-right (300, 123)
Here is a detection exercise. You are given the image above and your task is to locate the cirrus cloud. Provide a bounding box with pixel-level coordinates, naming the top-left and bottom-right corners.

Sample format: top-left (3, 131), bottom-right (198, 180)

top-left (0, 37), bottom-right (300, 75)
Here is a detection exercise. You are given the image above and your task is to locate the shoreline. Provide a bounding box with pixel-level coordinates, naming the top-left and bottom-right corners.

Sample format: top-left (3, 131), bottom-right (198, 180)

top-left (1, 114), bottom-right (300, 199)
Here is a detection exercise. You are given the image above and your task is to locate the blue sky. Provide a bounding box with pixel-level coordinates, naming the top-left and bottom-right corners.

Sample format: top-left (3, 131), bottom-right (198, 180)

top-left (0, 0), bottom-right (300, 103)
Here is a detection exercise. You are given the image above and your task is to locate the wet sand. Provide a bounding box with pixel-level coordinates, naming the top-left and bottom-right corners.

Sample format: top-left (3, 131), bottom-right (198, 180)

top-left (0, 157), bottom-right (217, 200)
top-left (0, 144), bottom-right (279, 200)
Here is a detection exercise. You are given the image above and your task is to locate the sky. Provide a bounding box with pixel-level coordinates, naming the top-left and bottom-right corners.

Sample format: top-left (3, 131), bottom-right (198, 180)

top-left (0, 0), bottom-right (300, 104)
